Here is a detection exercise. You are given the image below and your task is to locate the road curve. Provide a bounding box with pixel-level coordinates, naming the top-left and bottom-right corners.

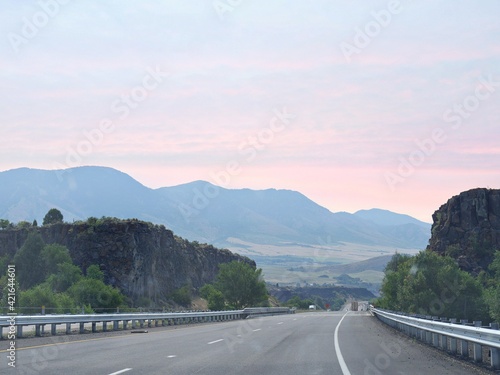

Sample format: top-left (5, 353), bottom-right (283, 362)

top-left (0, 311), bottom-right (492, 374)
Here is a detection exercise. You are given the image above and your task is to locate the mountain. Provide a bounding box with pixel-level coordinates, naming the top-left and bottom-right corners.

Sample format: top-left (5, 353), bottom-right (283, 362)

top-left (0, 166), bottom-right (430, 250)
top-left (354, 209), bottom-right (430, 227)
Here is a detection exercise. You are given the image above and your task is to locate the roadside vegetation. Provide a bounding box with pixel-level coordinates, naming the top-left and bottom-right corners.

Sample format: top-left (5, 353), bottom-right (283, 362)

top-left (375, 250), bottom-right (500, 323)
top-left (0, 209), bottom-right (272, 313)
top-left (200, 261), bottom-right (269, 310)
top-left (0, 228), bottom-right (125, 314)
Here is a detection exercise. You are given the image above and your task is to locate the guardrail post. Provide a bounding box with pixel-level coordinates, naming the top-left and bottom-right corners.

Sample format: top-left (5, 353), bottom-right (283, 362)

top-left (35, 324), bottom-right (41, 337)
top-left (92, 322), bottom-right (97, 333)
top-left (102, 322), bottom-right (107, 332)
top-left (113, 321), bottom-right (119, 331)
top-left (473, 321), bottom-right (482, 362)
top-left (139, 319), bottom-right (144, 328)
top-left (123, 320), bottom-right (128, 330)
top-left (460, 320), bottom-right (468, 357)
top-left (431, 318), bottom-right (439, 348)
top-left (440, 318), bottom-right (448, 350)
top-left (79, 322), bottom-right (85, 334)
top-left (66, 323), bottom-right (71, 334)
top-left (16, 325), bottom-right (23, 338)
top-left (449, 319), bottom-right (457, 354)
top-left (51, 324), bottom-right (57, 336)
top-left (425, 330), bottom-right (432, 344)
top-left (432, 332), bottom-right (439, 347)
top-left (490, 322), bottom-right (500, 369)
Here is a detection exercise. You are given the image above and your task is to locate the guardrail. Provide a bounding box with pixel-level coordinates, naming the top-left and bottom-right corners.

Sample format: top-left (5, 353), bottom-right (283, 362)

top-left (0, 307), bottom-right (293, 339)
top-left (370, 306), bottom-right (500, 370)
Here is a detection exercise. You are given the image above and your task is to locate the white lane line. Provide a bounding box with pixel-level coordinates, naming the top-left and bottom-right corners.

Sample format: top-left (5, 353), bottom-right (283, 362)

top-left (167, 355), bottom-right (177, 358)
top-left (207, 339), bottom-right (224, 345)
top-left (252, 329), bottom-right (261, 332)
top-left (108, 369), bottom-right (132, 375)
top-left (334, 312), bottom-right (351, 375)
top-left (277, 322), bottom-right (284, 325)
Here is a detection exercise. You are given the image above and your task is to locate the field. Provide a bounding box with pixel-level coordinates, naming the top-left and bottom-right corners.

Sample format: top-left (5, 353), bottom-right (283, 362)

top-left (225, 237), bottom-right (422, 289)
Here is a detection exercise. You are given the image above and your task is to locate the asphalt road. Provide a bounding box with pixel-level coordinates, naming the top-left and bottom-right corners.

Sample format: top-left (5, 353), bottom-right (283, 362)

top-left (1, 311), bottom-right (493, 375)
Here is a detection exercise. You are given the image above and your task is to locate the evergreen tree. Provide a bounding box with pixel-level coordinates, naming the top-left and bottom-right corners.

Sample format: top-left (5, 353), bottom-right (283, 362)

top-left (13, 232), bottom-right (45, 289)
top-left (43, 208), bottom-right (63, 225)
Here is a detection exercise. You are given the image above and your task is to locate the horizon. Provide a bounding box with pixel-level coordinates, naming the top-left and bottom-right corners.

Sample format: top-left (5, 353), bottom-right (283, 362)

top-left (1, 2), bottom-right (499, 224)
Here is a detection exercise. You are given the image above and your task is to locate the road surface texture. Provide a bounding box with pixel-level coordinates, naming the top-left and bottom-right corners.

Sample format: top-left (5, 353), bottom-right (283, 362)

top-left (1, 311), bottom-right (494, 374)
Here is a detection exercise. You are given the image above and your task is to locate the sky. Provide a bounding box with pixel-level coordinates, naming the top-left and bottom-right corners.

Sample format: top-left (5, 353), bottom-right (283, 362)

top-left (1, 0), bottom-right (499, 223)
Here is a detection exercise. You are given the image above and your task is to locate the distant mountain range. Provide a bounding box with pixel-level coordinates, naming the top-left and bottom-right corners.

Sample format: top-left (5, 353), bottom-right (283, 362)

top-left (0, 166), bottom-right (431, 250)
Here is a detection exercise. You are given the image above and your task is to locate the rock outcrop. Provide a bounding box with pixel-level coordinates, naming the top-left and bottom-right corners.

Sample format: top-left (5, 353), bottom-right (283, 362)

top-left (427, 188), bottom-right (500, 275)
top-left (0, 219), bottom-right (254, 304)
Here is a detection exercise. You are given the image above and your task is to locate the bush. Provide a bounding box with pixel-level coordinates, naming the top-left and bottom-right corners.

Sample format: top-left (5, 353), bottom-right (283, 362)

top-left (170, 285), bottom-right (192, 306)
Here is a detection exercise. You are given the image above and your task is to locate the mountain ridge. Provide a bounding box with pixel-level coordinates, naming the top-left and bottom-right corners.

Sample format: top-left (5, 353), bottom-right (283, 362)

top-left (0, 166), bottom-right (431, 250)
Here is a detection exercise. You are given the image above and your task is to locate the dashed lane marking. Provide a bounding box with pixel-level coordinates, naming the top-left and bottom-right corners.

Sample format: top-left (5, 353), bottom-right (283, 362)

top-left (207, 339), bottom-right (224, 345)
top-left (108, 369), bottom-right (132, 375)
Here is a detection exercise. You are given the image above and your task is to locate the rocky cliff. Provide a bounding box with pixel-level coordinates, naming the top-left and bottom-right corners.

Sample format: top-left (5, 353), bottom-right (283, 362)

top-left (427, 188), bottom-right (500, 275)
top-left (0, 218), bottom-right (254, 305)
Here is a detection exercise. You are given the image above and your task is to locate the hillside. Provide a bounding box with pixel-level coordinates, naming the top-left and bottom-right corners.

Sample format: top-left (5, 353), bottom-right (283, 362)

top-left (315, 254), bottom-right (395, 274)
top-left (0, 166), bottom-right (430, 250)
top-left (0, 218), bottom-right (253, 305)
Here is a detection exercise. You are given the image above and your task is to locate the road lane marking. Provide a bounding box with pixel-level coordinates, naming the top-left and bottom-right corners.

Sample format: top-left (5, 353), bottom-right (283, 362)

top-left (207, 339), bottom-right (224, 345)
top-left (108, 369), bottom-right (132, 375)
top-left (252, 329), bottom-right (261, 332)
top-left (167, 355), bottom-right (177, 358)
top-left (277, 322), bottom-right (284, 325)
top-left (334, 312), bottom-right (352, 375)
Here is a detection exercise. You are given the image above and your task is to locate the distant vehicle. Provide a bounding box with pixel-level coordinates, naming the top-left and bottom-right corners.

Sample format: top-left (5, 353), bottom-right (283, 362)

top-left (309, 305), bottom-right (316, 310)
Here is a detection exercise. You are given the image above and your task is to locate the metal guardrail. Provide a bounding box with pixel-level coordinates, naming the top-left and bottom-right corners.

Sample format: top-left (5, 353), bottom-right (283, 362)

top-left (0, 307), bottom-right (294, 339)
top-left (370, 306), bottom-right (500, 370)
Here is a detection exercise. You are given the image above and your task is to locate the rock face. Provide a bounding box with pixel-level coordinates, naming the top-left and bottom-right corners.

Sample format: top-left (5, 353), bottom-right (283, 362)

top-left (427, 188), bottom-right (500, 275)
top-left (0, 219), bottom-right (254, 304)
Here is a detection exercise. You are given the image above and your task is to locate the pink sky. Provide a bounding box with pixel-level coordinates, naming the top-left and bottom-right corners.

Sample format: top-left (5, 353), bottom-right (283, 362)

top-left (1, 1), bottom-right (499, 222)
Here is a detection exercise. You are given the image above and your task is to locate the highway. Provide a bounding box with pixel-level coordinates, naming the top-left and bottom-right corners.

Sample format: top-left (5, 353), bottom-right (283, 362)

top-left (1, 311), bottom-right (492, 374)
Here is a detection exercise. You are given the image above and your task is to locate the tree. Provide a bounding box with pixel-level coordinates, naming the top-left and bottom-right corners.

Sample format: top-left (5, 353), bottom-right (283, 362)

top-left (16, 221), bottom-right (31, 229)
top-left (378, 250), bottom-right (489, 321)
top-left (200, 284), bottom-right (225, 310)
top-left (68, 278), bottom-right (124, 312)
top-left (0, 219), bottom-right (9, 229)
top-left (18, 284), bottom-right (75, 314)
top-left (214, 261), bottom-right (268, 309)
top-left (485, 251), bottom-right (500, 322)
top-left (13, 232), bottom-right (46, 289)
top-left (86, 264), bottom-right (104, 281)
top-left (43, 208), bottom-right (63, 225)
top-left (41, 244), bottom-right (72, 276)
top-left (46, 263), bottom-right (83, 292)
top-left (32, 219), bottom-right (38, 227)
